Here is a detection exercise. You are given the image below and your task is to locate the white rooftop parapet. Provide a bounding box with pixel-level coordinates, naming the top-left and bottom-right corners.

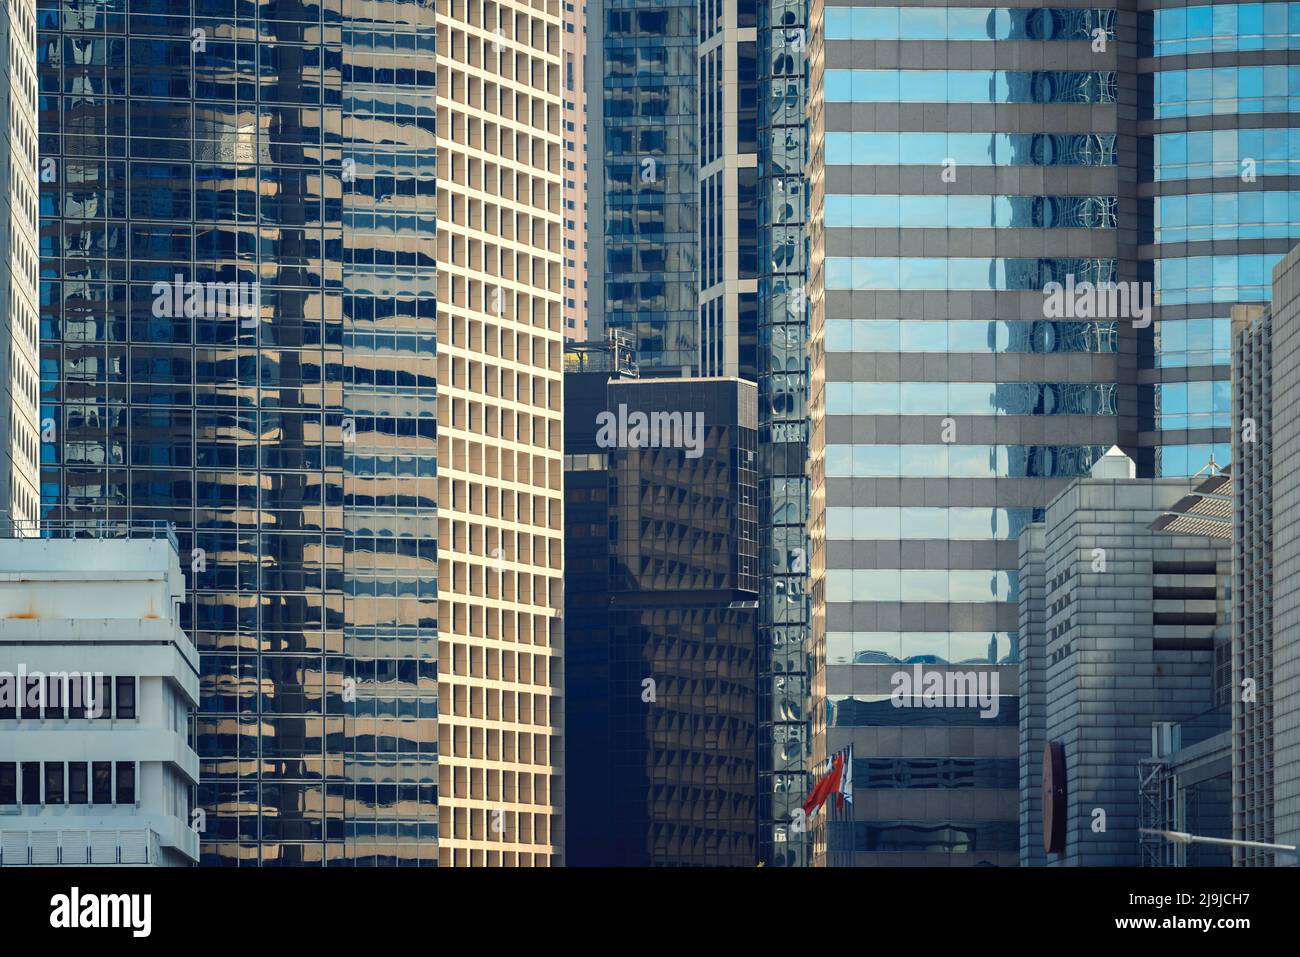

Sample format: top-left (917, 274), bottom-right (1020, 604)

top-left (0, 538), bottom-right (185, 623)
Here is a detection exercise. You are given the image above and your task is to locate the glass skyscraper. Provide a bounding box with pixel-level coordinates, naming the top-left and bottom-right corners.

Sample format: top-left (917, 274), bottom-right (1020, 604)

top-left (807, 4), bottom-right (1120, 866)
top-left (589, 0), bottom-right (698, 373)
top-left (588, 0), bottom-right (801, 865)
top-left (1146, 3), bottom-right (1300, 476)
top-left (805, 1), bottom-right (1300, 866)
top-left (38, 0), bottom-right (440, 865)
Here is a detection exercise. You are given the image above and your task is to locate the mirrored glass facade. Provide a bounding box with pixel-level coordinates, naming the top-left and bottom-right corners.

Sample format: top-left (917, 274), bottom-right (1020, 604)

top-left (807, 0), bottom-right (1300, 867)
top-left (825, 6), bottom-right (1113, 42)
top-left (1154, 2), bottom-right (1300, 56)
top-left (1145, 2), bottom-right (1300, 477)
top-left (591, 0), bottom-right (698, 372)
top-left (757, 0), bottom-right (810, 867)
top-left (806, 0), bottom-right (1124, 867)
top-left (38, 0), bottom-right (439, 865)
top-left (585, 0), bottom-right (805, 866)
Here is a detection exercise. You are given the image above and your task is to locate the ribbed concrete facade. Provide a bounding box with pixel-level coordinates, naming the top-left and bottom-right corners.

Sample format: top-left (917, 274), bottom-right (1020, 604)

top-left (1232, 300), bottom-right (1274, 864)
top-left (1018, 456), bottom-right (1228, 866)
top-left (1261, 247), bottom-right (1300, 862)
top-left (1016, 523), bottom-right (1049, 868)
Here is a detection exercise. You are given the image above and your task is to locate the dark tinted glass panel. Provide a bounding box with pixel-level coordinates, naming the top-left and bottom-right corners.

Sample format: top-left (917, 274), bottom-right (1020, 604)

top-left (92, 762), bottom-right (112, 804)
top-left (20, 763), bottom-right (39, 805)
top-left (95, 675), bottom-right (112, 720)
top-left (44, 676), bottom-right (66, 719)
top-left (20, 677), bottom-right (41, 719)
top-left (115, 676), bottom-right (136, 719)
top-left (857, 758), bottom-right (1019, 790)
top-left (69, 762), bottom-right (89, 804)
top-left (115, 762), bottom-right (135, 804)
top-left (849, 821), bottom-right (1019, 853)
top-left (45, 763), bottom-right (64, 805)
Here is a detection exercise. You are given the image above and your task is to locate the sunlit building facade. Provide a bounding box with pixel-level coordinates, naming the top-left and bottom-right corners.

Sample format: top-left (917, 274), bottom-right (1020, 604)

top-left (1, 0), bottom-right (40, 532)
top-left (434, 0), bottom-right (565, 866)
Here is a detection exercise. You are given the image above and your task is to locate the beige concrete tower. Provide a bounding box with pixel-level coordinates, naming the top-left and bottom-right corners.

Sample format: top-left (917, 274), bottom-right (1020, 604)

top-left (560, 0), bottom-right (588, 341)
top-left (435, 0), bottom-right (565, 866)
top-left (0, 0), bottom-right (39, 533)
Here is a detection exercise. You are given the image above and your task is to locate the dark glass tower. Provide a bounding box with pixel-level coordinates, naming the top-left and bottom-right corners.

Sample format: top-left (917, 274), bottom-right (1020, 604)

top-left (564, 353), bottom-right (759, 865)
top-left (589, 0), bottom-right (699, 373)
top-left (38, 0), bottom-right (439, 865)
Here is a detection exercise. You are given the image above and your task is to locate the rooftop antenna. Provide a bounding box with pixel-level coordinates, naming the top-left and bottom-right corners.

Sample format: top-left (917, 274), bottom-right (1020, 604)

top-left (1192, 452), bottom-right (1222, 478)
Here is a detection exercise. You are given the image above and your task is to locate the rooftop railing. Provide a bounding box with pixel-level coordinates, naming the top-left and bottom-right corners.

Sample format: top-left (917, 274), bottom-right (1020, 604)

top-left (1, 520), bottom-right (178, 551)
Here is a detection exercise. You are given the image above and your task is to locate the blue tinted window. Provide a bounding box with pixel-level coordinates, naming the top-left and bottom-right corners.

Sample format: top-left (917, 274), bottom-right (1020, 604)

top-left (1155, 3), bottom-right (1300, 55)
top-left (824, 444), bottom-right (1107, 478)
top-left (1158, 443), bottom-right (1232, 476)
top-left (825, 70), bottom-right (1116, 103)
top-left (825, 507), bottom-right (1043, 542)
top-left (1156, 65), bottom-right (1300, 117)
top-left (1156, 255), bottom-right (1284, 304)
top-left (825, 7), bottom-right (1113, 41)
top-left (1156, 191), bottom-right (1300, 243)
top-left (826, 132), bottom-right (1116, 167)
top-left (822, 319), bottom-right (1116, 355)
top-left (827, 194), bottom-right (1116, 229)
top-left (826, 257), bottom-right (1116, 291)
top-left (825, 570), bottom-right (1016, 603)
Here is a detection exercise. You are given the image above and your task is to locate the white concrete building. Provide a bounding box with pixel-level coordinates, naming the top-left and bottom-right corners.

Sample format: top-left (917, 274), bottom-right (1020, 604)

top-left (0, 531), bottom-right (199, 865)
top-left (0, 0), bottom-right (40, 531)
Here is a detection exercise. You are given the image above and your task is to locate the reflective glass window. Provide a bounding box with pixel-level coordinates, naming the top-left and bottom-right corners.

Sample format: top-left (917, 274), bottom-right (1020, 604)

top-left (826, 70), bottom-right (1116, 104)
top-left (826, 7), bottom-right (1113, 40)
top-left (826, 132), bottom-right (1116, 167)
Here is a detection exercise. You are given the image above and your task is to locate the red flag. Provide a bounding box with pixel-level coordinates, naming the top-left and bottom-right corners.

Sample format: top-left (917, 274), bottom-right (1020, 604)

top-left (802, 752), bottom-right (844, 819)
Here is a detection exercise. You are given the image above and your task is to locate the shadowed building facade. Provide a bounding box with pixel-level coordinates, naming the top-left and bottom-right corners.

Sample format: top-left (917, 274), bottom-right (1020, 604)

top-left (564, 351), bottom-right (758, 865)
top-left (1232, 246), bottom-right (1300, 866)
top-left (1018, 449), bottom-right (1231, 867)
